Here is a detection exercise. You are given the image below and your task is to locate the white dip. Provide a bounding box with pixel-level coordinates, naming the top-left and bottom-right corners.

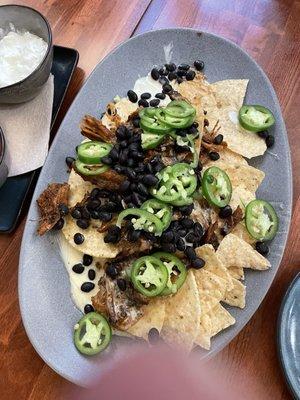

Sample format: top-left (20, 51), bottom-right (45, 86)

top-left (59, 234), bottom-right (105, 313)
top-left (133, 74), bottom-right (174, 107)
top-left (0, 26), bottom-right (48, 88)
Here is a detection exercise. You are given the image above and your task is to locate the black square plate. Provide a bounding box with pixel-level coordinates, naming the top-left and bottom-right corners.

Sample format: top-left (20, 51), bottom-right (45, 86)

top-left (0, 45), bottom-right (79, 233)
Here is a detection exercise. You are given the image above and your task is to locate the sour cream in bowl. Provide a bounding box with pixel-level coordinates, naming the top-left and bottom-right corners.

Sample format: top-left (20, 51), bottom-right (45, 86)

top-left (0, 5), bottom-right (53, 104)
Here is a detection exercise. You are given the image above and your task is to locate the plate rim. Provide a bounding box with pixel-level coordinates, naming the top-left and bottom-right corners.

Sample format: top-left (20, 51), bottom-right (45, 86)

top-left (18, 27), bottom-right (293, 385)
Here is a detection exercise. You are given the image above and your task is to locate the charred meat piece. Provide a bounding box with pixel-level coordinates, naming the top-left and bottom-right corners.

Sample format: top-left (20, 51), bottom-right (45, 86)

top-left (118, 236), bottom-right (152, 258)
top-left (37, 183), bottom-right (69, 235)
top-left (92, 274), bottom-right (148, 330)
top-left (80, 114), bottom-right (116, 144)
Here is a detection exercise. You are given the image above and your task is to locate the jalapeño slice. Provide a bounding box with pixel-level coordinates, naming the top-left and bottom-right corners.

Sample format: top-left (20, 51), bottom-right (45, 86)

top-left (131, 256), bottom-right (168, 297)
top-left (245, 199), bottom-right (278, 241)
top-left (77, 141), bottom-right (112, 164)
top-left (141, 199), bottom-right (172, 231)
top-left (165, 100), bottom-right (196, 118)
top-left (152, 252), bottom-right (187, 295)
top-left (116, 208), bottom-right (164, 236)
top-left (202, 166), bottom-right (232, 208)
top-left (238, 105), bottom-right (275, 132)
top-left (75, 159), bottom-right (109, 176)
top-left (74, 312), bottom-right (111, 356)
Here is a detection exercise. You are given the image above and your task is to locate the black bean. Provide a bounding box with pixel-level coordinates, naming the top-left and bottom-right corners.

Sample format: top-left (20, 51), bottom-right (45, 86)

top-left (151, 68), bottom-right (160, 80)
top-left (81, 282), bottom-right (95, 292)
top-left (132, 192), bottom-right (143, 207)
top-left (127, 229), bottom-right (142, 242)
top-left (101, 155), bottom-right (113, 165)
top-left (266, 135), bottom-right (275, 148)
top-left (141, 92), bottom-right (151, 99)
top-left (177, 228), bottom-right (187, 237)
top-left (159, 66), bottom-right (168, 76)
top-left (71, 208), bottom-right (81, 219)
top-left (180, 218), bottom-right (194, 229)
top-left (165, 63), bottom-right (176, 72)
top-left (155, 92), bottom-right (166, 100)
top-left (162, 83), bottom-right (172, 93)
top-left (162, 243), bottom-right (176, 253)
top-left (110, 148), bottom-right (119, 161)
top-left (177, 77), bottom-right (183, 84)
top-left (83, 254), bottom-right (93, 266)
top-left (84, 304), bottom-right (94, 314)
top-left (185, 246), bottom-right (197, 260)
top-left (126, 168), bottom-right (137, 181)
top-left (127, 89), bottom-right (138, 103)
top-left (138, 99), bottom-right (149, 107)
top-left (169, 220), bottom-right (180, 231)
top-left (204, 118), bottom-right (209, 127)
top-left (194, 60), bottom-right (204, 71)
top-left (178, 204), bottom-right (194, 215)
top-left (168, 71), bottom-right (177, 81)
top-left (148, 327), bottom-right (160, 344)
top-left (106, 264), bottom-right (119, 279)
top-left (90, 210), bottom-right (100, 219)
top-left (53, 218), bottom-right (64, 230)
top-left (186, 70), bottom-right (196, 80)
top-left (220, 226), bottom-right (229, 236)
top-left (58, 203), bottom-right (69, 216)
top-left (80, 206), bottom-right (90, 220)
top-left (178, 63), bottom-right (190, 71)
top-left (256, 241), bottom-right (269, 256)
top-left (99, 212), bottom-right (112, 222)
top-left (176, 69), bottom-right (187, 78)
top-left (90, 188), bottom-right (101, 199)
top-left (116, 125), bottom-right (127, 140)
top-left (176, 237), bottom-right (186, 251)
top-left (132, 118), bottom-right (140, 128)
top-left (186, 232), bottom-right (196, 243)
top-left (137, 182), bottom-right (148, 197)
top-left (191, 257), bottom-right (205, 269)
top-left (176, 129), bottom-right (188, 137)
top-left (149, 98), bottom-right (160, 107)
top-left (258, 130), bottom-right (269, 139)
top-left (117, 278), bottom-right (127, 291)
top-left (142, 174), bottom-right (158, 187)
top-left (194, 222), bottom-right (204, 238)
top-left (77, 219), bottom-right (90, 229)
top-left (114, 164), bottom-right (124, 174)
top-left (192, 122), bottom-right (199, 128)
top-left (98, 189), bottom-right (112, 198)
top-left (213, 134), bottom-right (224, 145)
top-left (187, 125), bottom-right (198, 135)
top-left (208, 151), bottom-right (220, 161)
top-left (72, 263), bottom-right (84, 274)
top-left (66, 156), bottom-right (75, 168)
top-left (119, 180), bottom-right (130, 193)
top-left (87, 199), bottom-right (101, 211)
top-left (74, 232), bottom-right (84, 245)
top-left (88, 269), bottom-right (96, 280)
top-left (161, 230), bottom-right (174, 243)
top-left (104, 232), bottom-right (121, 244)
top-left (219, 205), bottom-right (232, 219)
top-left (142, 231), bottom-right (157, 242)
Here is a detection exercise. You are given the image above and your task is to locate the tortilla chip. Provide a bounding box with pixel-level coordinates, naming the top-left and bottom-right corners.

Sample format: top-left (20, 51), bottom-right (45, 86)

top-left (202, 79), bottom-right (267, 158)
top-left (231, 222), bottom-right (256, 245)
top-left (229, 186), bottom-right (256, 212)
top-left (206, 148), bottom-right (248, 168)
top-left (127, 299), bottom-right (165, 341)
top-left (161, 271), bottom-right (201, 352)
top-left (195, 303), bottom-right (235, 349)
top-left (62, 216), bottom-right (118, 258)
top-left (68, 169), bottom-right (96, 207)
top-left (223, 278), bottom-right (246, 309)
top-left (209, 303), bottom-right (236, 337)
top-left (196, 244), bottom-right (233, 291)
top-left (217, 233), bottom-right (270, 270)
top-left (194, 269), bottom-right (227, 313)
top-left (227, 265), bottom-right (245, 280)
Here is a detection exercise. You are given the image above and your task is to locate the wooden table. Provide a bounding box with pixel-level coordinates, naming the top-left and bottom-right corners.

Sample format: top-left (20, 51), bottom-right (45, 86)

top-left (0, 0), bottom-right (299, 398)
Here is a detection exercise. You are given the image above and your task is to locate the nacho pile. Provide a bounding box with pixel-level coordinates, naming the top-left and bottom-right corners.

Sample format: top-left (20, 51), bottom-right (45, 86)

top-left (37, 61), bottom-right (278, 355)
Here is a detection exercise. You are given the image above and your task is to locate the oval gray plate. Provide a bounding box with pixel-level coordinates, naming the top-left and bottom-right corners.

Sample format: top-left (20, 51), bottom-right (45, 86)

top-left (19, 28), bottom-right (292, 385)
top-left (278, 274), bottom-right (300, 399)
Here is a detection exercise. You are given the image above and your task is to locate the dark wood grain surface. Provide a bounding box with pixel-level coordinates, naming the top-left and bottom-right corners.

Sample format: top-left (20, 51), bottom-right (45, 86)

top-left (0, 1), bottom-right (299, 398)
